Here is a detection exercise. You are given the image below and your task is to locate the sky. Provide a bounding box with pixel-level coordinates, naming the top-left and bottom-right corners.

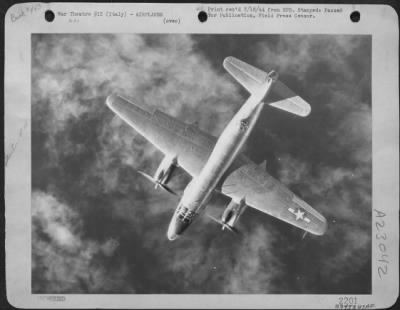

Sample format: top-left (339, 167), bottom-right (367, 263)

top-left (31, 34), bottom-right (371, 294)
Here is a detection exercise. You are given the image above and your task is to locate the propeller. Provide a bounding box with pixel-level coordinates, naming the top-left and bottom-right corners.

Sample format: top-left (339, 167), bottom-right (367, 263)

top-left (207, 214), bottom-right (241, 235)
top-left (137, 170), bottom-right (178, 196)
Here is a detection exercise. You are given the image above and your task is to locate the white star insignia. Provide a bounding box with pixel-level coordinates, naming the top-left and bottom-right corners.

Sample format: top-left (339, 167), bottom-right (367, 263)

top-left (294, 209), bottom-right (305, 221)
top-left (289, 207), bottom-right (311, 223)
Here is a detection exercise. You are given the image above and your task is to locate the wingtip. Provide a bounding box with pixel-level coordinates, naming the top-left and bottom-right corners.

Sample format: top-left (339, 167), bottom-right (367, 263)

top-left (315, 216), bottom-right (328, 236)
top-left (321, 217), bottom-right (328, 235)
top-left (223, 56), bottom-right (236, 69)
top-left (105, 94), bottom-right (118, 110)
top-left (223, 56), bottom-right (234, 63)
top-left (293, 97), bottom-right (312, 117)
top-left (301, 103), bottom-right (312, 117)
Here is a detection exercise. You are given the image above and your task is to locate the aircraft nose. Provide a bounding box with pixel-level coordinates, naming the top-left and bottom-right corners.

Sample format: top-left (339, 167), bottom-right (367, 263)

top-left (167, 225), bottom-right (180, 241)
top-left (167, 215), bottom-right (180, 241)
top-left (167, 231), bottom-right (179, 241)
top-left (166, 206), bottom-right (195, 241)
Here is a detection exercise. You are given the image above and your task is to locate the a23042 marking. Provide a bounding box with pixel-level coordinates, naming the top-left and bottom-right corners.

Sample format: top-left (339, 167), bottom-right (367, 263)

top-left (374, 209), bottom-right (389, 279)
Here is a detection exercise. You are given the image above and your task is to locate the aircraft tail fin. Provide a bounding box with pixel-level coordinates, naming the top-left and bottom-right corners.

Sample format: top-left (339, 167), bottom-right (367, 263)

top-left (223, 56), bottom-right (272, 95)
top-left (223, 56), bottom-right (311, 117)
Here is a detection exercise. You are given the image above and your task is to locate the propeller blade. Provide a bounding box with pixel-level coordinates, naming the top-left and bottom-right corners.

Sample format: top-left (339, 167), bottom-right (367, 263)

top-left (137, 170), bottom-right (178, 196)
top-left (159, 183), bottom-right (179, 196)
top-left (230, 226), bottom-right (241, 235)
top-left (137, 170), bottom-right (155, 183)
top-left (223, 224), bottom-right (241, 235)
top-left (207, 214), bottom-right (224, 225)
top-left (206, 214), bottom-right (241, 235)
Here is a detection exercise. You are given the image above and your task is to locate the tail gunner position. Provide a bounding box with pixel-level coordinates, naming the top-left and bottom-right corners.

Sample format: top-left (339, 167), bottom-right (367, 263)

top-left (106, 57), bottom-right (327, 241)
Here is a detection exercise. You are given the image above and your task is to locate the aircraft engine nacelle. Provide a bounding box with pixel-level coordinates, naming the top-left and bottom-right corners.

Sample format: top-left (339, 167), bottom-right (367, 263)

top-left (153, 155), bottom-right (178, 189)
top-left (221, 198), bottom-right (247, 230)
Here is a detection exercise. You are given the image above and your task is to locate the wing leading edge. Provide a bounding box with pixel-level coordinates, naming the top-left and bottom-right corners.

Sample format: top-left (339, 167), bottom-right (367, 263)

top-left (106, 94), bottom-right (216, 177)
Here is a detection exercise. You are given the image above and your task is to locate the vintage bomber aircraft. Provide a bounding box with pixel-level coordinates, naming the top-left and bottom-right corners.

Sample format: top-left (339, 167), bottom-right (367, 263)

top-left (106, 57), bottom-right (327, 241)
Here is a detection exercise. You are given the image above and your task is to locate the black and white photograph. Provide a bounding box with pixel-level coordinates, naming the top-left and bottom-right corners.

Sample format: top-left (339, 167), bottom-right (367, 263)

top-left (4, 3), bottom-right (398, 308)
top-left (31, 33), bottom-right (372, 294)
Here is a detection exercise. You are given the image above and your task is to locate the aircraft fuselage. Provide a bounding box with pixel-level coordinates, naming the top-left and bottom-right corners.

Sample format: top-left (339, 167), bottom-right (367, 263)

top-left (167, 81), bottom-right (274, 240)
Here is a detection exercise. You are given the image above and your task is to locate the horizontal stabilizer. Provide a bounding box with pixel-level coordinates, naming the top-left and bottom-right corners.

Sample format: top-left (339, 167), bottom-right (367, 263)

top-left (224, 57), bottom-right (311, 117)
top-left (268, 81), bottom-right (311, 117)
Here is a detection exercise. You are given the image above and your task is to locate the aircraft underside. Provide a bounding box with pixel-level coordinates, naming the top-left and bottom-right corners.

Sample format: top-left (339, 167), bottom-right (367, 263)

top-left (106, 56), bottom-right (327, 241)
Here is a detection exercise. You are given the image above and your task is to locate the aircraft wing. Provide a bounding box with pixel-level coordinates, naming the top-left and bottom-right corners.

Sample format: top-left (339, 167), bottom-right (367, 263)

top-left (106, 94), bottom-right (215, 177)
top-left (220, 162), bottom-right (327, 235)
top-left (106, 95), bottom-right (326, 235)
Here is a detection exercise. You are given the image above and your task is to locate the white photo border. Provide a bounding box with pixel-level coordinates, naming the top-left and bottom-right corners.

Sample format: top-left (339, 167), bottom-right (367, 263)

top-left (4, 3), bottom-right (399, 309)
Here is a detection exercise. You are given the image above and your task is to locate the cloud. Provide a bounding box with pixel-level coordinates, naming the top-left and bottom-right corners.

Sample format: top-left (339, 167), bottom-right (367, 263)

top-left (32, 34), bottom-right (239, 133)
top-left (32, 191), bottom-right (133, 293)
top-left (31, 34), bottom-right (371, 294)
top-left (256, 35), bottom-right (372, 288)
top-left (32, 33), bottom-right (240, 193)
top-left (31, 33), bottom-right (245, 293)
top-left (257, 35), bottom-right (367, 80)
top-left (222, 225), bottom-right (283, 293)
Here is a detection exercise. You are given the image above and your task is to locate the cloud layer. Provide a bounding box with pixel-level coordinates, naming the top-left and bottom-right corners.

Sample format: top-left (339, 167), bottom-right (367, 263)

top-left (32, 191), bottom-right (133, 293)
top-left (32, 34), bottom-right (371, 294)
